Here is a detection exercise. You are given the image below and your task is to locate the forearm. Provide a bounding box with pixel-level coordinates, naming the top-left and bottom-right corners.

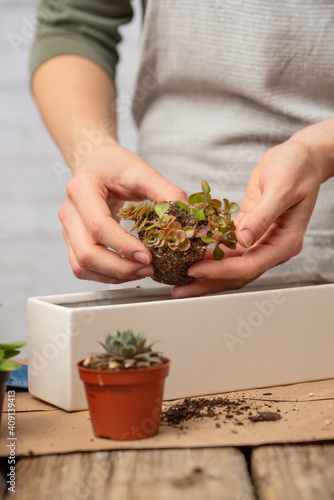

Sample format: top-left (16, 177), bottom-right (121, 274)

top-left (32, 55), bottom-right (118, 172)
top-left (289, 117), bottom-right (334, 182)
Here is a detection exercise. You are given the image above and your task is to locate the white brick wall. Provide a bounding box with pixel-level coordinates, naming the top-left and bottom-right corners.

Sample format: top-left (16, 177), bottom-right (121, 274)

top-left (0, 0), bottom-right (141, 349)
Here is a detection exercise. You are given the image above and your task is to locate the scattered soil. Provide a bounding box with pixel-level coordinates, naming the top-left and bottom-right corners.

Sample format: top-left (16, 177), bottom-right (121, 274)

top-left (248, 411), bottom-right (282, 422)
top-left (139, 202), bottom-right (208, 286)
top-left (161, 395), bottom-right (282, 428)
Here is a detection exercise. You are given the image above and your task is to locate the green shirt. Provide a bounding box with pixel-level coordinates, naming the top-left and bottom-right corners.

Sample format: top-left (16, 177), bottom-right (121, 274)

top-left (30, 0), bottom-right (147, 81)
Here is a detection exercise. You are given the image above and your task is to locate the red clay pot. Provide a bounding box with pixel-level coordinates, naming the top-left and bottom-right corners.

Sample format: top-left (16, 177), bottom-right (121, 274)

top-left (77, 358), bottom-right (170, 440)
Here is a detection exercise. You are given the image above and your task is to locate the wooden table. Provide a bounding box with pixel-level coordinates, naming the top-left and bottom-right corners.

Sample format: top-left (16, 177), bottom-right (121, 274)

top-left (1, 442), bottom-right (334, 499)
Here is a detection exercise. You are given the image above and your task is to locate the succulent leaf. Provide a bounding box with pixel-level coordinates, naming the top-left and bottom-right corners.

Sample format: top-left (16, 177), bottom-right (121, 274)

top-left (213, 246), bottom-right (225, 260)
top-left (145, 202), bottom-right (153, 218)
top-left (175, 201), bottom-right (191, 212)
top-left (221, 240), bottom-right (237, 249)
top-left (154, 202), bottom-right (170, 217)
top-left (120, 345), bottom-right (136, 357)
top-left (211, 199), bottom-right (222, 209)
top-left (201, 180), bottom-right (211, 198)
top-left (195, 226), bottom-right (208, 237)
top-left (191, 208), bottom-right (206, 220)
top-left (2, 349), bottom-right (21, 359)
top-left (187, 192), bottom-right (206, 206)
top-left (177, 238), bottom-right (191, 251)
top-left (0, 342), bottom-right (27, 350)
top-left (0, 360), bottom-right (22, 372)
top-left (201, 236), bottom-right (216, 243)
top-left (166, 221), bottom-right (182, 230)
top-left (228, 202), bottom-right (239, 213)
top-left (184, 226), bottom-right (196, 238)
top-left (136, 217), bottom-right (148, 232)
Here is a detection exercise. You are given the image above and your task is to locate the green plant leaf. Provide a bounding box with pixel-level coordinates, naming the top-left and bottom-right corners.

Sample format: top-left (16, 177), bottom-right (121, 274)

top-left (228, 202), bottom-right (239, 213)
top-left (3, 349), bottom-right (21, 359)
top-left (137, 204), bottom-right (148, 218)
top-left (201, 237), bottom-right (216, 243)
top-left (211, 199), bottom-right (222, 209)
top-left (133, 353), bottom-right (150, 360)
top-left (175, 201), bottom-right (190, 212)
top-left (131, 218), bottom-right (141, 232)
top-left (213, 246), bottom-right (225, 260)
top-left (136, 217), bottom-right (148, 232)
top-left (143, 223), bottom-right (156, 231)
top-left (195, 225), bottom-right (208, 237)
top-left (120, 346), bottom-right (136, 357)
top-left (187, 192), bottom-right (206, 206)
top-left (154, 202), bottom-right (170, 217)
top-left (221, 241), bottom-right (237, 249)
top-left (201, 180), bottom-right (211, 198)
top-left (191, 208), bottom-right (206, 220)
top-left (184, 227), bottom-right (195, 238)
top-left (0, 341), bottom-right (26, 350)
top-left (145, 202), bottom-right (153, 218)
top-left (0, 359), bottom-right (22, 371)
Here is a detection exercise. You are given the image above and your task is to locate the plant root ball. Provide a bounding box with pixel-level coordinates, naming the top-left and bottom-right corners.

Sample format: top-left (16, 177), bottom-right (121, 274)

top-left (140, 202), bottom-right (208, 286)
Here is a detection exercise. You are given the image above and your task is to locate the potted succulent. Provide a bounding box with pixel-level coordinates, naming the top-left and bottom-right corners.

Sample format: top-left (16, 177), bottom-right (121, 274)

top-left (117, 180), bottom-right (239, 285)
top-left (77, 329), bottom-right (170, 440)
top-left (0, 340), bottom-right (27, 426)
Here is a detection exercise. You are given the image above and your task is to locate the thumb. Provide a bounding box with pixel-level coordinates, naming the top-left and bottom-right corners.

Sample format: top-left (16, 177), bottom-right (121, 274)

top-left (236, 192), bottom-right (286, 248)
top-left (141, 169), bottom-right (188, 204)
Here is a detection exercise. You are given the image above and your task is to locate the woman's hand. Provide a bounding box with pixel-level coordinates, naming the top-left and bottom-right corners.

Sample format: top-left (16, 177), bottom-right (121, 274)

top-left (172, 129), bottom-right (331, 298)
top-left (59, 143), bottom-right (187, 283)
top-left (31, 56), bottom-right (187, 284)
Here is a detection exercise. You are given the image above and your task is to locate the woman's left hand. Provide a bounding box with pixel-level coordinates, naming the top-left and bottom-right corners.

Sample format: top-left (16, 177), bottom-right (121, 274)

top-left (172, 121), bottom-right (334, 298)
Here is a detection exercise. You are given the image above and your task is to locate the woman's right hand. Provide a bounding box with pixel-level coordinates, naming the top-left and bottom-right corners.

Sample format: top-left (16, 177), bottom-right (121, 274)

top-left (59, 143), bottom-right (187, 284)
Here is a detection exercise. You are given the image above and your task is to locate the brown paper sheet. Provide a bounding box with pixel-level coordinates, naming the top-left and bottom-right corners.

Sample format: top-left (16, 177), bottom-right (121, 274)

top-left (1, 379), bottom-right (333, 456)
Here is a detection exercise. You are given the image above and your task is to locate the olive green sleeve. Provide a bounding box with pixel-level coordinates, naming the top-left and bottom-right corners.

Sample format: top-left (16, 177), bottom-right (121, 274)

top-left (29, 0), bottom-right (135, 82)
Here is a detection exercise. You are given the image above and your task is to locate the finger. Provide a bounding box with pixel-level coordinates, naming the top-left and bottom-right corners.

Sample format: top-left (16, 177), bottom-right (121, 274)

top-left (60, 203), bottom-right (154, 280)
top-left (64, 177), bottom-right (152, 265)
top-left (202, 245), bottom-right (247, 261)
top-left (136, 168), bottom-right (188, 203)
top-left (65, 234), bottom-right (138, 284)
top-left (112, 158), bottom-right (188, 203)
top-left (172, 277), bottom-right (247, 299)
top-left (188, 219), bottom-right (303, 282)
top-left (235, 188), bottom-right (298, 249)
top-left (235, 141), bottom-right (320, 249)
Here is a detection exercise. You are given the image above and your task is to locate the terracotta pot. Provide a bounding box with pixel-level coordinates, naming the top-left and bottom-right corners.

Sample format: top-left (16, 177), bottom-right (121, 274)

top-left (77, 358), bottom-right (170, 440)
top-left (0, 371), bottom-right (11, 427)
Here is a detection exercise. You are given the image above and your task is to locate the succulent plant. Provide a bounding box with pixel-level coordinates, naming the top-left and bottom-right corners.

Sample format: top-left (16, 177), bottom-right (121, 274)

top-left (0, 305), bottom-right (27, 372)
top-left (143, 228), bottom-right (165, 249)
top-left (117, 180), bottom-right (239, 261)
top-left (162, 222), bottom-right (191, 251)
top-left (82, 330), bottom-right (165, 370)
top-left (0, 342), bottom-right (27, 372)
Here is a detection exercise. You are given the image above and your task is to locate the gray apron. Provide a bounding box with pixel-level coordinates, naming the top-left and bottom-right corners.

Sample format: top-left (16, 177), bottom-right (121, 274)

top-left (132, 0), bottom-right (334, 279)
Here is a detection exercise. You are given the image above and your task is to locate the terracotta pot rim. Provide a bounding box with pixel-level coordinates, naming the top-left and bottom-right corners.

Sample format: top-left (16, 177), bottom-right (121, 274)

top-left (76, 356), bottom-right (170, 375)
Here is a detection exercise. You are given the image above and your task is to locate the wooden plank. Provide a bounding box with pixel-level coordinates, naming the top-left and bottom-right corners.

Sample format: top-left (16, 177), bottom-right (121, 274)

top-left (0, 473), bottom-right (5, 500)
top-left (252, 443), bottom-right (334, 500)
top-left (9, 448), bottom-right (255, 500)
top-left (0, 458), bottom-right (8, 499)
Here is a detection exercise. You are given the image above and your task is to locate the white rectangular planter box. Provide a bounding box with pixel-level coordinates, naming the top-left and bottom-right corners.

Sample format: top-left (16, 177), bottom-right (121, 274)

top-left (27, 275), bottom-right (334, 411)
